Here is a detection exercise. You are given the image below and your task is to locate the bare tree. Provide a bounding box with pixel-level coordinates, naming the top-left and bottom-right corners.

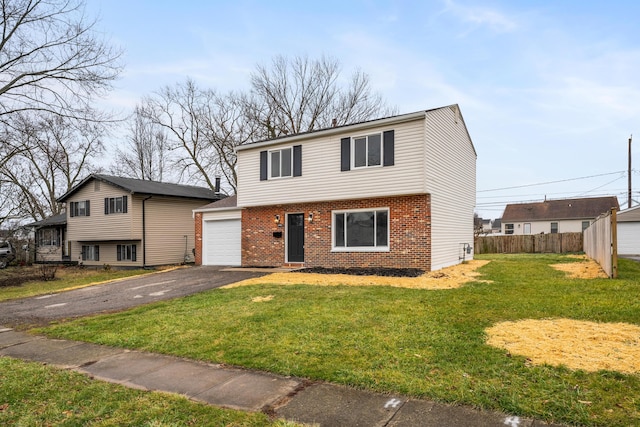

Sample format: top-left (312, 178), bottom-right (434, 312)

top-left (0, 0), bottom-right (123, 122)
top-left (139, 56), bottom-right (394, 193)
top-left (111, 105), bottom-right (172, 182)
top-left (248, 54), bottom-right (395, 138)
top-left (0, 112), bottom-right (105, 221)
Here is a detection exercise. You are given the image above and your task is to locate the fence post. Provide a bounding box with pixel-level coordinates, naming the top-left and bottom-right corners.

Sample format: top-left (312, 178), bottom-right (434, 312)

top-left (611, 208), bottom-right (618, 279)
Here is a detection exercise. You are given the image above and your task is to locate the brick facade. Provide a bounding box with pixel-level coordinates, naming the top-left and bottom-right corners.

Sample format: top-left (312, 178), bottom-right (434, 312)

top-left (194, 212), bottom-right (203, 265)
top-left (242, 194), bottom-right (431, 270)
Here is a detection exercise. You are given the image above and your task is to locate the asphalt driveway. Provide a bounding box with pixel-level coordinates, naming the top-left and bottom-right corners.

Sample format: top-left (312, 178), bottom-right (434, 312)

top-left (0, 266), bottom-right (267, 328)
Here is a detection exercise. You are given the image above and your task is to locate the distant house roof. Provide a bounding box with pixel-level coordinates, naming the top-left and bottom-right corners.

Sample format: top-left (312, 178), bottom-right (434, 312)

top-left (58, 174), bottom-right (225, 203)
top-left (27, 213), bottom-right (67, 228)
top-left (193, 194), bottom-right (238, 212)
top-left (502, 197), bottom-right (619, 222)
top-left (492, 218), bottom-right (502, 229)
top-left (617, 204), bottom-right (640, 222)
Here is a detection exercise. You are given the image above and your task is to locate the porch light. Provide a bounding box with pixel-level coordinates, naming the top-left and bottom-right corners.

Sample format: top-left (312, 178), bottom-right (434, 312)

top-left (308, 212), bottom-right (314, 223)
top-left (274, 214), bottom-right (280, 224)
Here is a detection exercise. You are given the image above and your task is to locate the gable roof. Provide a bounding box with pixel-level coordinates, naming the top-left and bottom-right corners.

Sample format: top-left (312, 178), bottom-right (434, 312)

top-left (235, 104), bottom-right (476, 157)
top-left (617, 204), bottom-right (640, 222)
top-left (194, 194), bottom-right (238, 212)
top-left (502, 197), bottom-right (619, 222)
top-left (58, 174), bottom-right (225, 203)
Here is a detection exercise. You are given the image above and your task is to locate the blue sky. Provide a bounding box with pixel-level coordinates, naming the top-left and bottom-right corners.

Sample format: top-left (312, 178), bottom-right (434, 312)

top-left (86, 0), bottom-right (639, 218)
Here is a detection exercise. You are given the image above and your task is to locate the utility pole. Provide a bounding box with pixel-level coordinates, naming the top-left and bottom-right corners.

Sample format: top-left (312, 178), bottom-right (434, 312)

top-left (629, 135), bottom-right (633, 209)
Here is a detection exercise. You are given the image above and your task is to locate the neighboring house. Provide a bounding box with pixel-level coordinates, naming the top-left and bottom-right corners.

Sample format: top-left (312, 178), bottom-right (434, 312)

top-left (501, 196), bottom-right (619, 235)
top-left (28, 213), bottom-right (68, 263)
top-left (491, 218), bottom-right (502, 234)
top-left (58, 174), bottom-right (224, 267)
top-left (617, 204), bottom-right (640, 256)
top-left (194, 104), bottom-right (477, 271)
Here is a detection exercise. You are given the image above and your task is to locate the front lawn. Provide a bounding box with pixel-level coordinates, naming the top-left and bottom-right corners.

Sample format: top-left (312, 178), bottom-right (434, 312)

top-left (0, 357), bottom-right (292, 426)
top-left (0, 265), bottom-right (152, 302)
top-left (37, 254), bottom-right (640, 426)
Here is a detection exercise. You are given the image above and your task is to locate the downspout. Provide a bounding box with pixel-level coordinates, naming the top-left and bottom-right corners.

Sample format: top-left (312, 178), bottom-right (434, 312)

top-left (142, 195), bottom-right (152, 268)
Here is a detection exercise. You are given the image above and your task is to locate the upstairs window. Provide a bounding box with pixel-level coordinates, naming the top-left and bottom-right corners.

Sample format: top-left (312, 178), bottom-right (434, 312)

top-left (69, 200), bottom-right (90, 217)
top-left (270, 147), bottom-right (292, 178)
top-left (105, 196), bottom-right (128, 214)
top-left (341, 130), bottom-right (394, 171)
top-left (260, 145), bottom-right (302, 180)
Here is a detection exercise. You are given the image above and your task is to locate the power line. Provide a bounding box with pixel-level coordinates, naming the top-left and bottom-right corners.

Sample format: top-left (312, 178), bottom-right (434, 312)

top-left (478, 171), bottom-right (626, 193)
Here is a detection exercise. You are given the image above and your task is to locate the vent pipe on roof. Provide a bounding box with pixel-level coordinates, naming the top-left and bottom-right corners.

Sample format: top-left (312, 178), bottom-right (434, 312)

top-left (332, 118), bottom-right (337, 127)
top-left (214, 177), bottom-right (221, 194)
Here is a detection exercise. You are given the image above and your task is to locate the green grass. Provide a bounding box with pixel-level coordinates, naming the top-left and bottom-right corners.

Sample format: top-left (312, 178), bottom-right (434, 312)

top-left (34, 254), bottom-right (640, 426)
top-left (0, 266), bottom-right (152, 302)
top-left (0, 357), bottom-right (293, 426)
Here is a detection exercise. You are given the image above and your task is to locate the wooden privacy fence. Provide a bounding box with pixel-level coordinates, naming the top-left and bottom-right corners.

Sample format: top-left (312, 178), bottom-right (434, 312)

top-left (583, 208), bottom-right (617, 278)
top-left (474, 233), bottom-right (583, 254)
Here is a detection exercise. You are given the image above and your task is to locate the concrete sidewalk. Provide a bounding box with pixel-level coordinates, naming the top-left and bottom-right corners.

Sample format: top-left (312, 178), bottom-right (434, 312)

top-left (0, 327), bottom-right (565, 426)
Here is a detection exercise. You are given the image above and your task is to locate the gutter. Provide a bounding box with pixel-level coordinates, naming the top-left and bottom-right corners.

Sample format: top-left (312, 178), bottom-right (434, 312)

top-left (142, 195), bottom-right (152, 268)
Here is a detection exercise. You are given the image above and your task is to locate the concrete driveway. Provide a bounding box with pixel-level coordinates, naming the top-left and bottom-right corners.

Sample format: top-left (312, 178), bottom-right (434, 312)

top-left (0, 266), bottom-right (267, 328)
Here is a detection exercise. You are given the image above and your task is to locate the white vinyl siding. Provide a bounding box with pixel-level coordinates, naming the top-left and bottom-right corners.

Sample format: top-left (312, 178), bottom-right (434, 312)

top-left (237, 118), bottom-right (426, 207)
top-left (424, 106), bottom-right (476, 270)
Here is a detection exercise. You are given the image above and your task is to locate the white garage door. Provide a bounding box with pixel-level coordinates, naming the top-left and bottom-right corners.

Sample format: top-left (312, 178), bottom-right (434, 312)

top-left (203, 219), bottom-right (241, 266)
top-left (618, 222), bottom-right (640, 256)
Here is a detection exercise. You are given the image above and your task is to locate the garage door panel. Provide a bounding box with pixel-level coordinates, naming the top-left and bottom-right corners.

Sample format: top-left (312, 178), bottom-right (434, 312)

top-left (204, 219), bottom-right (241, 266)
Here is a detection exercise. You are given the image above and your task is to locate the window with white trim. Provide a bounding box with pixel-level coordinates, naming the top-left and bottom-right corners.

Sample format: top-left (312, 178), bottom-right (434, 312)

top-left (269, 147), bottom-right (292, 178)
top-left (333, 208), bottom-right (389, 251)
top-left (352, 133), bottom-right (382, 168)
top-left (550, 222), bottom-right (558, 234)
top-left (504, 224), bottom-right (514, 235)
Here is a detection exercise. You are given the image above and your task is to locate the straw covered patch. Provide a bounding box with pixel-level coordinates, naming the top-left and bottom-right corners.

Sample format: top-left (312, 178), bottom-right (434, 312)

top-left (549, 254), bottom-right (607, 279)
top-left (225, 260), bottom-right (490, 290)
top-left (486, 318), bottom-right (640, 374)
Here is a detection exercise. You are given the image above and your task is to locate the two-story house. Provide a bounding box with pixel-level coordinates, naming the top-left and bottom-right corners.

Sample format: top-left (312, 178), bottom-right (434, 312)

top-left (194, 104), bottom-right (476, 271)
top-left (58, 174), bottom-right (224, 267)
top-left (501, 196), bottom-right (619, 235)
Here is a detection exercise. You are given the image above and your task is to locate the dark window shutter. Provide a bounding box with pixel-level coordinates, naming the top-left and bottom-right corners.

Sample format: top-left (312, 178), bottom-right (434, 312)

top-left (340, 137), bottom-right (351, 171)
top-left (85, 200), bottom-right (90, 216)
top-left (70, 202), bottom-right (75, 218)
top-left (81, 246), bottom-right (86, 261)
top-left (123, 195), bottom-right (128, 213)
top-left (117, 245), bottom-right (122, 261)
top-left (104, 198), bottom-right (109, 215)
top-left (95, 245), bottom-right (100, 261)
top-left (293, 145), bottom-right (302, 177)
top-left (132, 245), bottom-right (137, 262)
top-left (260, 150), bottom-right (268, 181)
top-left (383, 130), bottom-right (395, 166)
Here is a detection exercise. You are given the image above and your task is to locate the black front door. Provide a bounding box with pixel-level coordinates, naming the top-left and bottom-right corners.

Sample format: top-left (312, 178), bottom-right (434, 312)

top-left (287, 213), bottom-right (304, 263)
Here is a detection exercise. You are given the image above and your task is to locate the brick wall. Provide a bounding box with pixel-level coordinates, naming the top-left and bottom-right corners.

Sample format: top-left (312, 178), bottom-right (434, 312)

top-left (194, 212), bottom-right (203, 265)
top-left (242, 194), bottom-right (431, 270)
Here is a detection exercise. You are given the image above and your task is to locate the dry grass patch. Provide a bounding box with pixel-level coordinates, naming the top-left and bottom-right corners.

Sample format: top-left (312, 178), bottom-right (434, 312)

top-left (486, 318), bottom-right (640, 374)
top-left (550, 255), bottom-right (607, 279)
top-left (227, 259), bottom-right (490, 290)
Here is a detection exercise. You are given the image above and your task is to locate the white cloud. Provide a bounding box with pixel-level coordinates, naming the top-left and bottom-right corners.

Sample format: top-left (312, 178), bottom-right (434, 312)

top-left (442, 0), bottom-right (518, 34)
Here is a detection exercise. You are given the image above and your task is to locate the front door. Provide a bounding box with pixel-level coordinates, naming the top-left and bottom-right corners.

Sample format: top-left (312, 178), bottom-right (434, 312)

top-left (287, 213), bottom-right (304, 263)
